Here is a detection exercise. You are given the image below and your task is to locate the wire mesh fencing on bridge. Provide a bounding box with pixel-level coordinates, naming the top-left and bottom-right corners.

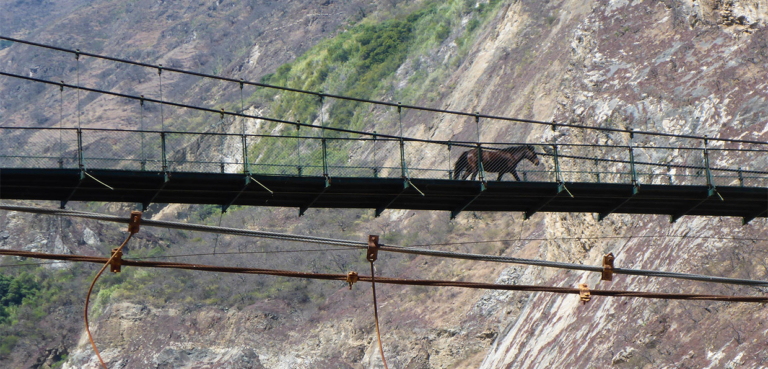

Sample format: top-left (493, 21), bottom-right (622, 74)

top-left (2, 127), bottom-right (768, 189)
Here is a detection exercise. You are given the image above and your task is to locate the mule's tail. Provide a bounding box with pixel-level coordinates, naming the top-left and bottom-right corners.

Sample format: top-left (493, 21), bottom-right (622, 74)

top-left (453, 151), bottom-right (468, 180)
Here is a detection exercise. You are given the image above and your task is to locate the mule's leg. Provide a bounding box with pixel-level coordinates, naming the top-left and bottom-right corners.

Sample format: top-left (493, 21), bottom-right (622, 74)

top-left (470, 171), bottom-right (477, 181)
top-left (511, 169), bottom-right (521, 181)
top-left (497, 172), bottom-right (504, 181)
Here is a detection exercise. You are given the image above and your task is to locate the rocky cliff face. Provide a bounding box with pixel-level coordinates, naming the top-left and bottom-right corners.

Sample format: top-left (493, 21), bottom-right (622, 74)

top-left (1, 0), bottom-right (768, 368)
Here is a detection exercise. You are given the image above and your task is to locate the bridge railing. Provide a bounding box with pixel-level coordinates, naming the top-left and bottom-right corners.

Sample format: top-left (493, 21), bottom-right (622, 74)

top-left (1, 127), bottom-right (768, 188)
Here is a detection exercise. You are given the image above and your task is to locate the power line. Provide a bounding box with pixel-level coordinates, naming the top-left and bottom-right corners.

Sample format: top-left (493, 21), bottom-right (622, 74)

top-left (0, 248), bottom-right (765, 303)
top-left (1, 35), bottom-right (768, 146)
top-left (2, 204), bottom-right (768, 287)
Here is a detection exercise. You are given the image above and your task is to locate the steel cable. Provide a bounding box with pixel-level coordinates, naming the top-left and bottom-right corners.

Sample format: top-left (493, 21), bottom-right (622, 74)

top-left (84, 232), bottom-right (133, 369)
top-left (2, 35), bottom-right (768, 147)
top-left (3, 68), bottom-right (768, 177)
top-left (0, 248), bottom-right (766, 303)
top-left (2, 204), bottom-right (768, 287)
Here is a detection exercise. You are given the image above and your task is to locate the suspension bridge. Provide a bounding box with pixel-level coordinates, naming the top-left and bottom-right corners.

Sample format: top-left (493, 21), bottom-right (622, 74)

top-left (1, 36), bottom-right (767, 222)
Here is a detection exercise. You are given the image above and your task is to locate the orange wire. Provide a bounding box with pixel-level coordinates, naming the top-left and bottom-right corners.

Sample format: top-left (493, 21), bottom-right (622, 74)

top-left (84, 232), bottom-right (134, 369)
top-left (370, 261), bottom-right (389, 369)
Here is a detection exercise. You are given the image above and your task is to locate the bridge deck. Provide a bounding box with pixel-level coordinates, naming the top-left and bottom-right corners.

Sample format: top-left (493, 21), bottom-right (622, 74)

top-left (1, 168), bottom-right (765, 222)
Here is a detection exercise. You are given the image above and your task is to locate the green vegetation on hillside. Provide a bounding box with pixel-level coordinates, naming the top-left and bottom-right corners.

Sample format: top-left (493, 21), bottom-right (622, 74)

top-left (249, 0), bottom-right (502, 170)
top-left (0, 269), bottom-right (80, 357)
top-left (261, 0), bottom-right (502, 130)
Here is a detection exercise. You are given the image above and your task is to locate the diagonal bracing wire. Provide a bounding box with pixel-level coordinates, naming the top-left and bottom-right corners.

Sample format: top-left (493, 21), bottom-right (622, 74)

top-left (2, 35), bottom-right (768, 146)
top-left (2, 204), bottom-right (768, 287)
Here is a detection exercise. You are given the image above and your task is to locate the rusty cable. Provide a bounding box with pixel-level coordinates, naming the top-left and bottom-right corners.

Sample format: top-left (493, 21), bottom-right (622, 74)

top-left (84, 232), bottom-right (133, 369)
top-left (370, 261), bottom-right (388, 368)
top-left (3, 204), bottom-right (768, 288)
top-left (1, 249), bottom-right (767, 303)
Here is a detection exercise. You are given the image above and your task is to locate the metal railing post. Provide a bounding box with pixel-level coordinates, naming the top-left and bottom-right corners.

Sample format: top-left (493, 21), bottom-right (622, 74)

top-left (242, 134), bottom-right (249, 174)
top-left (76, 128), bottom-right (84, 170)
top-left (447, 140), bottom-right (452, 179)
top-left (322, 137), bottom-right (329, 180)
top-left (399, 137), bottom-right (406, 179)
top-left (161, 132), bottom-right (168, 174)
top-left (738, 167), bottom-right (744, 187)
top-left (373, 131), bottom-right (378, 178)
top-left (475, 113), bottom-right (486, 183)
top-left (703, 137), bottom-right (713, 188)
top-left (594, 159), bottom-right (600, 183)
top-left (629, 144), bottom-right (638, 189)
top-left (553, 144), bottom-right (561, 183)
top-left (296, 121), bottom-right (302, 176)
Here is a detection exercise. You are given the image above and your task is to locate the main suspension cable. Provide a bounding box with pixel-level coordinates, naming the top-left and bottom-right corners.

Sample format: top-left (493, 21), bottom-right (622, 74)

top-left (2, 204), bottom-right (768, 287)
top-left (2, 35), bottom-right (767, 146)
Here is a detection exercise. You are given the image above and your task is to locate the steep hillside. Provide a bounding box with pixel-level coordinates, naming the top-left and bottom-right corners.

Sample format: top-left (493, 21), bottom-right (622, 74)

top-left (1, 0), bottom-right (767, 368)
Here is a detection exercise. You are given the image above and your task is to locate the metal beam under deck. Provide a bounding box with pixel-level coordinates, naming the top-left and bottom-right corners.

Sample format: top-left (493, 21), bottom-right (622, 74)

top-left (1, 168), bottom-right (768, 221)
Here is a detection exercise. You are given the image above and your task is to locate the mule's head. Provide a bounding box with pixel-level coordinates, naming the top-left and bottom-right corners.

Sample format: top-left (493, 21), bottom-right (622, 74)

top-left (526, 145), bottom-right (540, 166)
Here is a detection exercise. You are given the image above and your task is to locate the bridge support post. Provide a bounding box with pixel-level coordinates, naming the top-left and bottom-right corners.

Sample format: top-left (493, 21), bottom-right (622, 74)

top-left (242, 134), bottom-right (249, 175)
top-left (375, 103), bottom-right (424, 217)
top-left (322, 138), bottom-right (330, 187)
top-left (702, 137), bottom-right (722, 201)
top-left (475, 113), bottom-right (486, 186)
top-left (161, 132), bottom-right (168, 176)
top-left (373, 131), bottom-right (378, 178)
top-left (670, 138), bottom-right (723, 223)
top-left (61, 129), bottom-right (85, 209)
top-left (524, 144), bottom-right (573, 220)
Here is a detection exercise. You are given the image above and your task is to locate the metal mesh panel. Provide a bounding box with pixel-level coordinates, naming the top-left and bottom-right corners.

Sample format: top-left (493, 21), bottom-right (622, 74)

top-left (3, 125), bottom-right (768, 191)
top-left (707, 144), bottom-right (768, 188)
top-left (247, 134), bottom-right (301, 176)
top-left (371, 138), bottom-right (403, 179)
top-left (401, 140), bottom-right (445, 180)
top-left (633, 145), bottom-right (669, 185)
top-left (164, 132), bottom-right (228, 173)
top-left (323, 137), bottom-right (372, 178)
top-left (81, 130), bottom-right (143, 170)
top-left (0, 128), bottom-right (77, 169)
top-left (138, 132), bottom-right (163, 172)
top-left (562, 145), bottom-right (633, 184)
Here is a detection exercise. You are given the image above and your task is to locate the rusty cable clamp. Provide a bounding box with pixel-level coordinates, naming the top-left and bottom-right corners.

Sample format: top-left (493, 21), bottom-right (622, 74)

top-left (109, 248), bottom-right (123, 273)
top-left (579, 283), bottom-right (591, 304)
top-left (601, 253), bottom-right (615, 281)
top-left (367, 235), bottom-right (379, 262)
top-left (128, 210), bottom-right (142, 234)
top-left (346, 271), bottom-right (359, 289)
top-left (111, 211), bottom-right (142, 274)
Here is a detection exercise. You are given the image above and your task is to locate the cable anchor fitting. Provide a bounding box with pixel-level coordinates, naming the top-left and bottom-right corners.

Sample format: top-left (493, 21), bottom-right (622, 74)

top-left (578, 283), bottom-right (591, 304)
top-left (110, 248), bottom-right (123, 273)
top-left (128, 211), bottom-right (142, 234)
top-left (346, 271), bottom-right (359, 290)
top-left (601, 253), bottom-right (615, 281)
top-left (367, 235), bottom-right (380, 262)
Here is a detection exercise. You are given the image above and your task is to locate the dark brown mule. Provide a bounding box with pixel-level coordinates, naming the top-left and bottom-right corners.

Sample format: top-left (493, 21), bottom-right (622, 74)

top-left (452, 145), bottom-right (540, 181)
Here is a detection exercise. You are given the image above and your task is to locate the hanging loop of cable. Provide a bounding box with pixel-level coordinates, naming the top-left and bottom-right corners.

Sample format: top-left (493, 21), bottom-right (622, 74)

top-left (84, 211), bottom-right (141, 369)
top-left (366, 235), bottom-right (388, 369)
